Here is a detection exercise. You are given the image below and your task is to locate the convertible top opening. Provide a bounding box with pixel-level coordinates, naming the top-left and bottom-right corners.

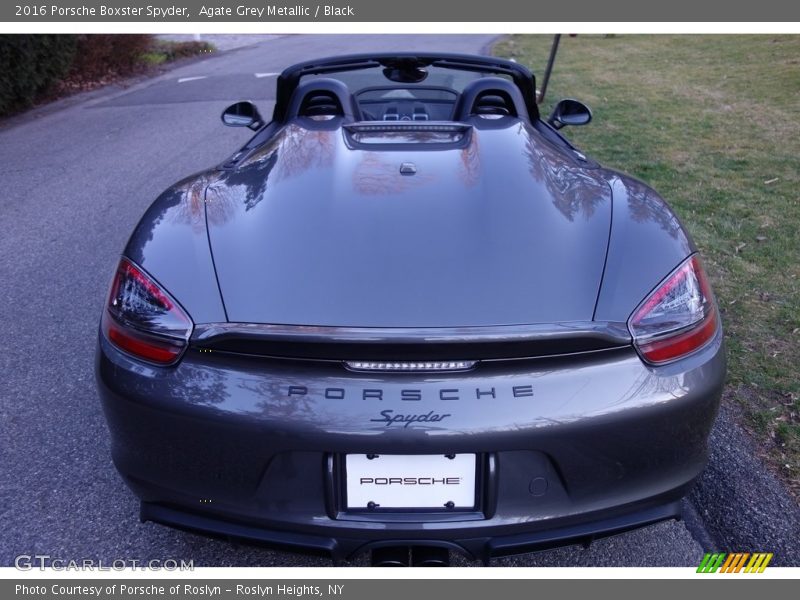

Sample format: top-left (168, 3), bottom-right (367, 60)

top-left (273, 53), bottom-right (540, 123)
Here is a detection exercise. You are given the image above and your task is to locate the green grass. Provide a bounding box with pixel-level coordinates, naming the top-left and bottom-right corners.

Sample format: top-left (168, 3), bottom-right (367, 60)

top-left (494, 35), bottom-right (800, 495)
top-left (141, 40), bottom-right (216, 65)
top-left (140, 51), bottom-right (168, 65)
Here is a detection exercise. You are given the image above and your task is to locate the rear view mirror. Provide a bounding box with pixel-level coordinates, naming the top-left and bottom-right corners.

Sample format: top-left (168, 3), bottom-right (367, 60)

top-left (221, 101), bottom-right (264, 130)
top-left (382, 57), bottom-right (429, 84)
top-left (548, 99), bottom-right (592, 130)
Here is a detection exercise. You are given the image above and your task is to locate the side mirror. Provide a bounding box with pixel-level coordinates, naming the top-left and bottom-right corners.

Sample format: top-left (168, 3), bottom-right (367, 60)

top-left (548, 98), bottom-right (592, 130)
top-left (221, 101), bottom-right (264, 130)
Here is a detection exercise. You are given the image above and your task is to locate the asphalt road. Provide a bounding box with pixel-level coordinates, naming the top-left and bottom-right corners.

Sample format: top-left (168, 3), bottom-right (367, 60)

top-left (1, 34), bottom-right (797, 568)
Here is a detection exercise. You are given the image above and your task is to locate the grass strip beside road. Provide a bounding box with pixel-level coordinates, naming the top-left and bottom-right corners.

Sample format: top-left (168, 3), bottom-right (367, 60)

top-left (494, 34), bottom-right (800, 496)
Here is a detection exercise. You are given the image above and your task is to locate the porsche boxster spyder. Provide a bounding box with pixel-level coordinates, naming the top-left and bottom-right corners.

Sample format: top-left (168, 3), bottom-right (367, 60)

top-left (95, 53), bottom-right (725, 566)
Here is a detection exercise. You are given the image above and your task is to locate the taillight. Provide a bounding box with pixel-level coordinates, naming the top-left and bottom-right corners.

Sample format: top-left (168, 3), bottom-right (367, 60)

top-left (629, 255), bottom-right (718, 365)
top-left (101, 258), bottom-right (192, 365)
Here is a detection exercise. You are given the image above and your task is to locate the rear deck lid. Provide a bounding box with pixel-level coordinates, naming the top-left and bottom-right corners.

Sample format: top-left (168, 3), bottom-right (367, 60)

top-left (205, 120), bottom-right (612, 328)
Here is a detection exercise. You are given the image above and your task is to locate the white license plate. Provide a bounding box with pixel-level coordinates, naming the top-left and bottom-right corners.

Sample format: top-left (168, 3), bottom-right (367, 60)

top-left (345, 454), bottom-right (476, 509)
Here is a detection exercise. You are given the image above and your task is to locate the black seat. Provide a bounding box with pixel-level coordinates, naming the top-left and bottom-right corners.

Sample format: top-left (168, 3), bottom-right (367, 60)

top-left (453, 77), bottom-right (528, 121)
top-left (286, 78), bottom-right (360, 121)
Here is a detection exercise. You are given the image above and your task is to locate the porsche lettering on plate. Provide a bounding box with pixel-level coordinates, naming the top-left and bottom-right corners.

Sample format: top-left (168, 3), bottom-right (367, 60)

top-left (346, 454), bottom-right (476, 509)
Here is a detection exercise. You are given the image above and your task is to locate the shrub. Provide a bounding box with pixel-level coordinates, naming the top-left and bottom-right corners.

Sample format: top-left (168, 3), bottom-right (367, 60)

top-left (155, 40), bottom-right (216, 61)
top-left (0, 34), bottom-right (212, 118)
top-left (0, 35), bottom-right (77, 116)
top-left (68, 35), bottom-right (153, 80)
top-left (141, 40), bottom-right (216, 65)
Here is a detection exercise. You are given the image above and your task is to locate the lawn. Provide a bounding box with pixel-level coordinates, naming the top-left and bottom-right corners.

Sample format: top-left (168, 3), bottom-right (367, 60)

top-left (494, 35), bottom-right (800, 496)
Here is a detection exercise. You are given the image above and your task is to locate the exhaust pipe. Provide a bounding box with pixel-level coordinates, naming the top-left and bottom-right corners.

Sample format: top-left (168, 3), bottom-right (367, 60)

top-left (371, 546), bottom-right (410, 567)
top-left (411, 546), bottom-right (450, 567)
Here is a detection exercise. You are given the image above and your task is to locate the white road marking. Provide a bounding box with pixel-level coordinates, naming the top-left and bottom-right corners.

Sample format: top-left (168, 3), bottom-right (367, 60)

top-left (254, 72), bottom-right (279, 78)
top-left (177, 76), bottom-right (208, 83)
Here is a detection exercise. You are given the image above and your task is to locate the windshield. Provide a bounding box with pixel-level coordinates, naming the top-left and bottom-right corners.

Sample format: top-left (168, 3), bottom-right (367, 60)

top-left (306, 65), bottom-right (485, 93)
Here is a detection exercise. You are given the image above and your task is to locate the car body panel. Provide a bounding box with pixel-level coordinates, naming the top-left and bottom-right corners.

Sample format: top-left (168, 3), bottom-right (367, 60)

top-left (594, 174), bottom-right (696, 322)
top-left (205, 118), bottom-right (612, 327)
top-left (96, 325), bottom-right (724, 561)
top-left (123, 173), bottom-right (227, 324)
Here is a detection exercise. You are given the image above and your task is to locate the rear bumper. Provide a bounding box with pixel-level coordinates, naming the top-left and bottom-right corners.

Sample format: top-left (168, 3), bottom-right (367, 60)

top-left (140, 494), bottom-right (686, 564)
top-left (96, 329), bottom-right (724, 562)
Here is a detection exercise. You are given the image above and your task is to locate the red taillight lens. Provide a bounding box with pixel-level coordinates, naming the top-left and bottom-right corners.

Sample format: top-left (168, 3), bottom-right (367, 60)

top-left (629, 255), bottom-right (718, 364)
top-left (102, 258), bottom-right (192, 365)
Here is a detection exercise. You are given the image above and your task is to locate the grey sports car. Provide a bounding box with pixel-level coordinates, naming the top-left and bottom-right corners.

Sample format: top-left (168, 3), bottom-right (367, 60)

top-left (95, 53), bottom-right (725, 566)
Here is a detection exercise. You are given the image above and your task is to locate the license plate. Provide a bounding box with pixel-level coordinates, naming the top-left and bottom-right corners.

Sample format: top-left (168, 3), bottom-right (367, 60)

top-left (345, 454), bottom-right (476, 509)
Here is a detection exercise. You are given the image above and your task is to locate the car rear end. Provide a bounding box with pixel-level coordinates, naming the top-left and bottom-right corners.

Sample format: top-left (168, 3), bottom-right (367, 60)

top-left (96, 109), bottom-right (725, 564)
top-left (96, 258), bottom-right (724, 562)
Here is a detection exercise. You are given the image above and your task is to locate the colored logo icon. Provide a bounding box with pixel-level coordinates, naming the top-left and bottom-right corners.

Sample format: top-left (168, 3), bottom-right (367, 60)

top-left (697, 552), bottom-right (773, 573)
